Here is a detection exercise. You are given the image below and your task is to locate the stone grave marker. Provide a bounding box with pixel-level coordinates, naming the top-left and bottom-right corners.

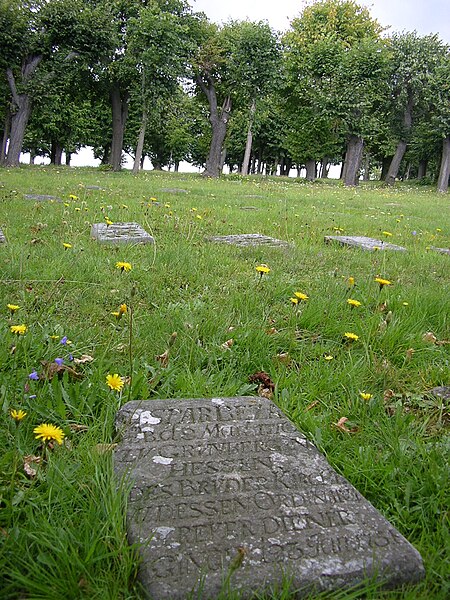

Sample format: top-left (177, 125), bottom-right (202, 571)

top-left (85, 185), bottom-right (103, 190)
top-left (91, 222), bottom-right (154, 245)
top-left (428, 386), bottom-right (450, 401)
top-left (24, 193), bottom-right (62, 202)
top-left (324, 235), bottom-right (407, 252)
top-left (161, 188), bottom-right (188, 194)
top-left (0, 228), bottom-right (5, 244)
top-left (240, 206), bottom-right (259, 211)
top-left (207, 233), bottom-right (290, 248)
top-left (114, 396), bottom-right (424, 599)
top-left (428, 246), bottom-right (450, 256)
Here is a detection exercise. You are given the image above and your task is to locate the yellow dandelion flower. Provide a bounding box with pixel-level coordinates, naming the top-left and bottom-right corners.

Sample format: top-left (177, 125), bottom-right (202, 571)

top-left (10, 324), bottom-right (27, 335)
top-left (105, 218), bottom-right (113, 226)
top-left (106, 373), bottom-right (124, 392)
top-left (115, 262), bottom-right (132, 272)
top-left (344, 332), bottom-right (359, 342)
top-left (7, 304), bottom-right (20, 313)
top-left (74, 207), bottom-right (81, 212)
top-left (64, 202), bottom-right (70, 207)
top-left (50, 334), bottom-right (60, 340)
top-left (256, 264), bottom-right (270, 275)
top-left (347, 298), bottom-right (362, 308)
top-left (324, 355), bottom-right (334, 361)
top-left (359, 392), bottom-right (373, 401)
top-left (196, 214), bottom-right (203, 220)
top-left (294, 292), bottom-right (309, 301)
top-left (111, 311), bottom-right (120, 318)
top-left (150, 197), bottom-right (157, 202)
top-left (119, 303), bottom-right (127, 315)
top-left (165, 203), bottom-right (171, 208)
top-left (382, 231), bottom-right (393, 237)
top-left (375, 277), bottom-right (392, 289)
top-left (348, 276), bottom-right (355, 287)
top-left (63, 243), bottom-right (72, 249)
top-left (121, 204), bottom-right (128, 209)
top-left (290, 297), bottom-right (299, 305)
top-left (69, 194), bottom-right (78, 200)
top-left (33, 423), bottom-right (65, 445)
top-left (402, 302), bottom-right (409, 306)
top-left (10, 409), bottom-right (27, 421)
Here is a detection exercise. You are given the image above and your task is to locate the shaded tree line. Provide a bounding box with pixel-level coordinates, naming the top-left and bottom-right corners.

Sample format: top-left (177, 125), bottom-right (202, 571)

top-left (0, 0), bottom-right (449, 192)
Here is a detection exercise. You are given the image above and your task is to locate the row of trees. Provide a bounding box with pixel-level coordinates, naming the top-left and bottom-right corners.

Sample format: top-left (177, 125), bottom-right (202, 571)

top-left (1, 0), bottom-right (449, 191)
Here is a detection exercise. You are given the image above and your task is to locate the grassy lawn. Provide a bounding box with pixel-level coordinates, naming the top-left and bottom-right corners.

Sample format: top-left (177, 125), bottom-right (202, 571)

top-left (0, 166), bottom-right (449, 599)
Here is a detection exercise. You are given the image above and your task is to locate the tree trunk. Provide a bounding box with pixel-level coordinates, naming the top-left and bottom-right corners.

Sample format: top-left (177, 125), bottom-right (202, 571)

top-left (29, 150), bottom-right (36, 164)
top-left (0, 111), bottom-right (10, 165)
top-left (132, 109), bottom-right (147, 175)
top-left (305, 159), bottom-right (316, 181)
top-left (417, 159), bottom-right (427, 180)
top-left (344, 135), bottom-right (364, 187)
top-left (437, 136), bottom-right (450, 193)
top-left (174, 160), bottom-right (179, 172)
top-left (196, 74), bottom-right (231, 178)
top-left (385, 140), bottom-right (407, 186)
top-left (65, 152), bottom-right (71, 166)
top-left (320, 156), bottom-right (329, 178)
top-left (386, 97), bottom-right (413, 186)
top-left (241, 98), bottom-right (256, 175)
top-left (110, 84), bottom-right (129, 172)
top-left (50, 140), bottom-right (63, 165)
top-left (5, 56), bottom-right (42, 167)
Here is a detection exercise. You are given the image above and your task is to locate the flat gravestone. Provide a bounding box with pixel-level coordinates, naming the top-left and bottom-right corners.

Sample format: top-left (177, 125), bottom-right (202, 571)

top-left (0, 228), bottom-right (5, 243)
top-left (429, 246), bottom-right (450, 256)
top-left (240, 206), bottom-right (259, 211)
top-left (24, 194), bottom-right (62, 202)
top-left (428, 386), bottom-right (450, 400)
top-left (85, 185), bottom-right (103, 190)
top-left (324, 235), bottom-right (406, 252)
top-left (207, 233), bottom-right (290, 248)
top-left (91, 222), bottom-right (154, 244)
top-left (161, 188), bottom-right (188, 194)
top-left (114, 397), bottom-right (424, 599)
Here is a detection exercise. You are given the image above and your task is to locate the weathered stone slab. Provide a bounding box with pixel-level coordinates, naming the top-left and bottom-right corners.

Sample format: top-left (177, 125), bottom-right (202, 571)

top-left (324, 235), bottom-right (407, 252)
top-left (0, 228), bottom-right (5, 243)
top-left (114, 397), bottom-right (424, 599)
top-left (91, 222), bottom-right (154, 244)
top-left (428, 246), bottom-right (450, 256)
top-left (207, 233), bottom-right (290, 248)
top-left (240, 206), bottom-right (259, 211)
top-left (161, 188), bottom-right (188, 194)
top-left (85, 185), bottom-right (103, 190)
top-left (24, 194), bottom-right (61, 202)
top-left (428, 386), bottom-right (450, 400)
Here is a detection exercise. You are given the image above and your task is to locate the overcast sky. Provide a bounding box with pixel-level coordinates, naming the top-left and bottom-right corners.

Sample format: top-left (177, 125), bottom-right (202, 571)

top-left (193, 0), bottom-right (450, 43)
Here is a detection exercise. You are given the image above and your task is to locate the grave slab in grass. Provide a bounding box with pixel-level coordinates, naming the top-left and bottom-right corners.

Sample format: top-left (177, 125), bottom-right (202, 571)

top-left (0, 228), bottom-right (5, 243)
top-left (91, 222), bottom-right (154, 244)
top-left (207, 233), bottom-right (290, 248)
top-left (24, 194), bottom-right (62, 202)
top-left (114, 396), bottom-right (424, 599)
top-left (161, 188), bottom-right (188, 194)
top-left (324, 235), bottom-right (406, 252)
top-left (428, 386), bottom-right (450, 400)
top-left (428, 246), bottom-right (450, 256)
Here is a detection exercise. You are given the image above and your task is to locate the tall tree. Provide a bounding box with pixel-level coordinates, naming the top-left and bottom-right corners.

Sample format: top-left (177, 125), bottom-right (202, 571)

top-left (283, 0), bottom-right (385, 186)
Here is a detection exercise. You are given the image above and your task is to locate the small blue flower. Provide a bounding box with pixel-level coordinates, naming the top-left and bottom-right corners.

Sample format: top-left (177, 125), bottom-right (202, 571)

top-left (60, 336), bottom-right (68, 345)
top-left (29, 395), bottom-right (37, 399)
top-left (54, 357), bottom-right (64, 366)
top-left (28, 370), bottom-right (39, 380)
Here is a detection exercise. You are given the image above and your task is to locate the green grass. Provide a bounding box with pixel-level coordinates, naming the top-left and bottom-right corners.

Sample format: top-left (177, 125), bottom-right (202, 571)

top-left (0, 166), bottom-right (449, 599)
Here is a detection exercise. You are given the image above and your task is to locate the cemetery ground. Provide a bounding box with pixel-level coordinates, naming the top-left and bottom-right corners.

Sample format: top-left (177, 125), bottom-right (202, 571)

top-left (0, 166), bottom-right (449, 599)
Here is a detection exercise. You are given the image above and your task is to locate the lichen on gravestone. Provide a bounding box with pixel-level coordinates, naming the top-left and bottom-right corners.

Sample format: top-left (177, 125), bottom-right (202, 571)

top-left (207, 233), bottom-right (291, 248)
top-left (114, 396), bottom-right (424, 599)
top-left (324, 235), bottom-right (407, 252)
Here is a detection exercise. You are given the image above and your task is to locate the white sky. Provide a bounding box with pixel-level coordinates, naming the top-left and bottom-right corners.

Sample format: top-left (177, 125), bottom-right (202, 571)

top-left (193, 0), bottom-right (450, 42)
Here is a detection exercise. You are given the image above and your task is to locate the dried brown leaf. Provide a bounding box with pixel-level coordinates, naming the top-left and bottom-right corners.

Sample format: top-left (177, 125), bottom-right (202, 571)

top-left (422, 332), bottom-right (437, 344)
top-left (156, 349), bottom-right (169, 367)
top-left (257, 384), bottom-right (273, 400)
top-left (40, 361), bottom-right (83, 381)
top-left (73, 354), bottom-right (94, 365)
top-left (69, 424), bottom-right (89, 432)
top-left (275, 352), bottom-right (291, 365)
top-left (23, 455), bottom-right (42, 478)
top-left (333, 416), bottom-right (358, 433)
top-left (266, 327), bottom-right (279, 335)
top-left (221, 338), bottom-right (234, 350)
top-left (405, 348), bottom-right (415, 360)
top-left (249, 371), bottom-right (275, 392)
top-left (383, 389), bottom-right (395, 401)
